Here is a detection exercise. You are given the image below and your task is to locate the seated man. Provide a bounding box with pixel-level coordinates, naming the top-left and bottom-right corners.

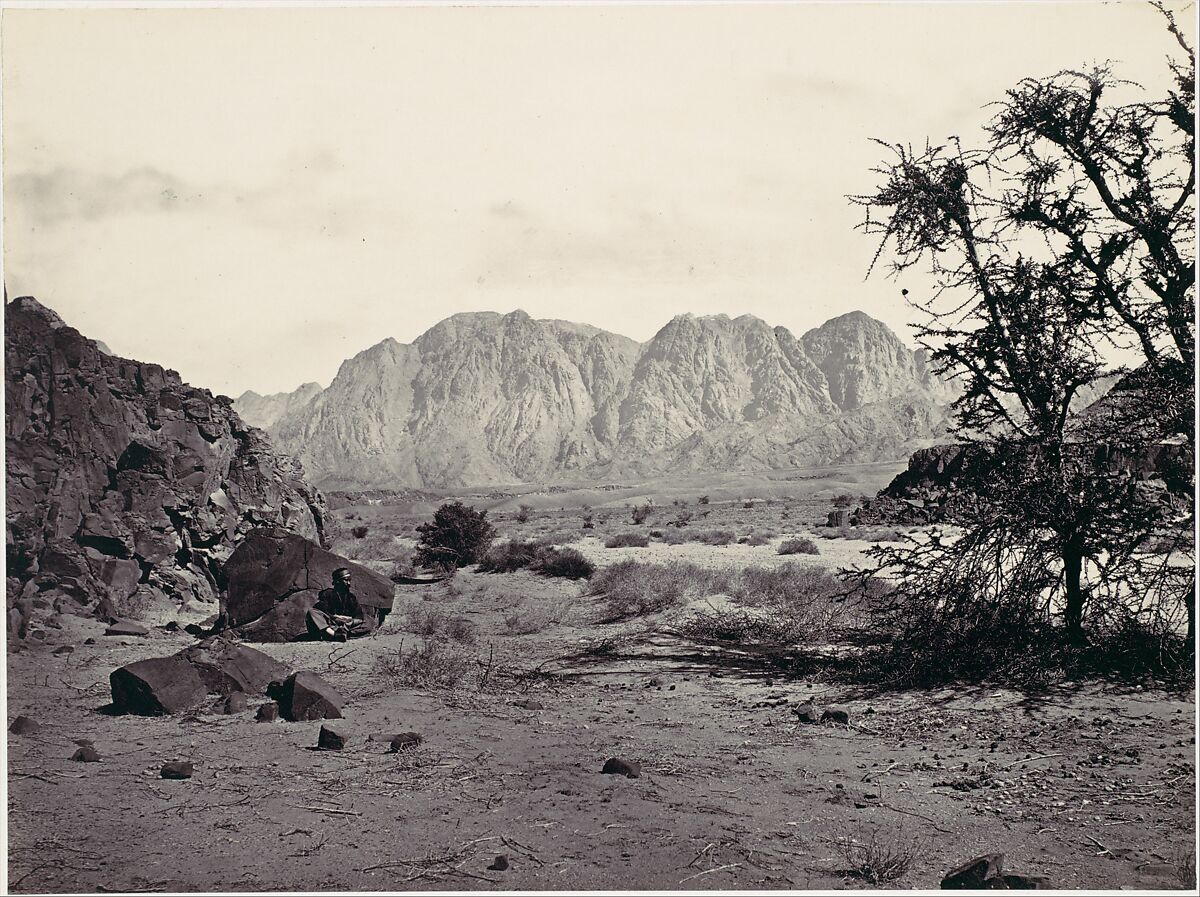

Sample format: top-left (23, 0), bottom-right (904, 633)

top-left (306, 567), bottom-right (368, 642)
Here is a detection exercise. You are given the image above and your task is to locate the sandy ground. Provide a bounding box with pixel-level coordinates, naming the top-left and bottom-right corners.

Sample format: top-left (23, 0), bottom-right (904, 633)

top-left (8, 485), bottom-right (1196, 892)
top-left (7, 562), bottom-right (1196, 893)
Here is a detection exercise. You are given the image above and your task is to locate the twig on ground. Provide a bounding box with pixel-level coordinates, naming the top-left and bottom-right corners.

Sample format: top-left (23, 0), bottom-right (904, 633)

top-left (1001, 753), bottom-right (1064, 768)
top-left (679, 863), bottom-right (742, 885)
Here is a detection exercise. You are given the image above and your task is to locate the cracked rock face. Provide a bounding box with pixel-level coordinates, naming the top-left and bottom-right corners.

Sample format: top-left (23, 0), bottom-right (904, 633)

top-left (5, 296), bottom-right (328, 630)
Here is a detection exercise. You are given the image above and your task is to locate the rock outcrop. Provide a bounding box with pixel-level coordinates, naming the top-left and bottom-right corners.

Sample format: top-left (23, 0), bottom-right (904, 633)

top-left (222, 528), bottom-right (394, 642)
top-left (5, 296), bottom-right (328, 632)
top-left (242, 309), bottom-right (956, 489)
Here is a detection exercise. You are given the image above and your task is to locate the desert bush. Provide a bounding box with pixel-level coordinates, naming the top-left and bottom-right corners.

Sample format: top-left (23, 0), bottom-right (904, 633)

top-left (580, 504), bottom-right (594, 529)
top-left (402, 605), bottom-right (475, 643)
top-left (415, 501), bottom-right (496, 569)
top-left (606, 532), bottom-right (650, 549)
top-left (672, 508), bottom-right (693, 528)
top-left (831, 493), bottom-right (856, 509)
top-left (661, 528), bottom-right (688, 545)
top-left (478, 539), bottom-right (541, 574)
top-left (743, 500), bottom-right (755, 509)
top-left (629, 503), bottom-right (654, 525)
top-left (376, 638), bottom-right (472, 689)
top-left (351, 524), bottom-right (370, 539)
top-left (697, 495), bottom-right (710, 505)
top-left (676, 608), bottom-right (777, 643)
top-left (515, 504), bottom-right (533, 523)
top-left (591, 560), bottom-right (732, 621)
top-left (533, 546), bottom-right (594, 579)
top-left (833, 828), bottom-right (923, 885)
top-left (689, 529), bottom-right (735, 546)
top-left (779, 537), bottom-right (820, 555)
top-left (744, 532), bottom-right (772, 546)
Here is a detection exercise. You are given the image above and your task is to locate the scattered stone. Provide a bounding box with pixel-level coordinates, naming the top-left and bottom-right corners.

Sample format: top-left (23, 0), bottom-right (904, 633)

top-left (223, 692), bottom-right (248, 714)
top-left (84, 637), bottom-right (96, 645)
top-left (794, 703), bottom-right (821, 723)
top-left (317, 725), bottom-right (348, 751)
top-left (941, 854), bottom-right (1007, 889)
top-left (104, 620), bottom-right (149, 637)
top-left (822, 708), bottom-right (850, 725)
top-left (9, 716), bottom-right (40, 735)
top-left (388, 733), bottom-right (422, 752)
top-left (71, 746), bottom-right (101, 763)
top-left (510, 698), bottom-right (543, 711)
top-left (255, 701), bottom-right (280, 723)
top-left (487, 855), bottom-right (509, 872)
top-left (601, 757), bottom-right (641, 778)
top-left (110, 655), bottom-right (208, 715)
top-left (273, 671), bottom-right (344, 722)
top-left (52, 645), bottom-right (74, 656)
top-left (160, 760), bottom-right (194, 779)
top-left (163, 621), bottom-right (180, 632)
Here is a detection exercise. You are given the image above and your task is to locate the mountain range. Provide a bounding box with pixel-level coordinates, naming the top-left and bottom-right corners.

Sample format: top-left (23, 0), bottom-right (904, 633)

top-left (236, 309), bottom-right (959, 490)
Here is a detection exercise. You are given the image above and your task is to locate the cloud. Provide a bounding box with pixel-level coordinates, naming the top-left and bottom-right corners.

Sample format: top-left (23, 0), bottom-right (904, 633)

top-left (6, 166), bottom-right (206, 227)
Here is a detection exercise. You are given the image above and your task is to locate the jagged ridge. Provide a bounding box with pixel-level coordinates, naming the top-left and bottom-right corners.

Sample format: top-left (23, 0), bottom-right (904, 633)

top-left (238, 309), bottom-right (958, 489)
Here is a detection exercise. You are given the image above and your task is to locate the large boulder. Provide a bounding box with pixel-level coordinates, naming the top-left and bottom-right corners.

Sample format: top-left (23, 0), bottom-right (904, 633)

top-left (110, 656), bottom-right (208, 715)
top-left (272, 671), bottom-right (344, 721)
top-left (178, 637), bottom-right (289, 695)
top-left (223, 528), bottom-right (394, 642)
top-left (110, 637), bottom-right (292, 714)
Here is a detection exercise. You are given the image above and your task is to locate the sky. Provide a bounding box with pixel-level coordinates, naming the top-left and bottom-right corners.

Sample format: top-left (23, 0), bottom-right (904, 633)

top-left (3, 2), bottom-right (1194, 397)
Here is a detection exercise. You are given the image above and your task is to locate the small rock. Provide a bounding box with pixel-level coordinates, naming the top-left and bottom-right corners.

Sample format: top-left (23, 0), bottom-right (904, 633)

top-left (52, 645), bottom-right (74, 656)
top-left (104, 620), bottom-right (150, 637)
top-left (223, 692), bottom-right (248, 714)
top-left (794, 703), bottom-right (821, 723)
top-left (317, 724), bottom-right (348, 750)
top-left (160, 761), bottom-right (194, 779)
top-left (273, 671), bottom-right (344, 722)
top-left (255, 701), bottom-right (280, 723)
top-left (510, 698), bottom-right (544, 711)
top-left (487, 854), bottom-right (509, 872)
top-left (601, 757), bottom-right (641, 778)
top-left (9, 716), bottom-right (40, 735)
top-left (71, 746), bottom-right (101, 763)
top-left (84, 638), bottom-right (96, 645)
top-left (822, 708), bottom-right (850, 725)
top-left (163, 621), bottom-right (180, 632)
top-left (389, 733), bottom-right (422, 752)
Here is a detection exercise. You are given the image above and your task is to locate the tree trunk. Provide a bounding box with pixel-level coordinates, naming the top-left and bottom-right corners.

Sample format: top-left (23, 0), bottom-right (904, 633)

top-left (1186, 581), bottom-right (1195, 650)
top-left (1063, 539), bottom-right (1086, 640)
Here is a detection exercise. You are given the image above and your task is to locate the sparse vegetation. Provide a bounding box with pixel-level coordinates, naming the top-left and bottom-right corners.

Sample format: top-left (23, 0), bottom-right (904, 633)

top-left (831, 493), bottom-right (855, 508)
top-left (503, 603), bottom-right (560, 635)
top-left (515, 504), bottom-right (533, 523)
top-left (689, 529), bottom-right (735, 546)
top-left (832, 827), bottom-right (923, 885)
top-left (778, 537), bottom-right (820, 555)
top-left (351, 524), bottom-right (370, 539)
top-left (629, 502), bottom-right (654, 525)
top-left (743, 532), bottom-right (771, 546)
top-left (590, 560), bottom-right (732, 621)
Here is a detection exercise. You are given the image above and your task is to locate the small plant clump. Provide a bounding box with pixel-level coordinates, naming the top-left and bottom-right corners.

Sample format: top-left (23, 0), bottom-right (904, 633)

top-left (629, 502), bottom-right (654, 525)
top-left (833, 828), bottom-right (923, 885)
top-left (778, 537), bottom-right (820, 555)
top-left (351, 524), bottom-right (370, 539)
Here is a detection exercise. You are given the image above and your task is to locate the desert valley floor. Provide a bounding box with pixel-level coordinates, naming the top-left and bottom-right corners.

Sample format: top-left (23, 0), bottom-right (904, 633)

top-left (7, 466), bottom-right (1196, 892)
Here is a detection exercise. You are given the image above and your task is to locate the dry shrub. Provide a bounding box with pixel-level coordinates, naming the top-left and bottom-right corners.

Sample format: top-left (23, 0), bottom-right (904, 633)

top-left (778, 537), bottom-right (820, 555)
top-left (376, 638), bottom-right (472, 689)
top-left (744, 532), bottom-right (773, 546)
top-left (479, 540), bottom-right (593, 579)
top-left (590, 560), bottom-right (732, 622)
top-left (503, 603), bottom-right (559, 635)
top-left (689, 529), bottom-right (735, 546)
top-left (833, 827), bottom-right (923, 885)
top-left (661, 528), bottom-right (688, 545)
top-left (402, 606), bottom-right (476, 643)
top-left (606, 532), bottom-right (650, 549)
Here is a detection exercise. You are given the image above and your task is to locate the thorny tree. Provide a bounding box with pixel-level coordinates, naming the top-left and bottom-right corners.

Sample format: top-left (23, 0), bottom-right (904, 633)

top-left (851, 5), bottom-right (1194, 666)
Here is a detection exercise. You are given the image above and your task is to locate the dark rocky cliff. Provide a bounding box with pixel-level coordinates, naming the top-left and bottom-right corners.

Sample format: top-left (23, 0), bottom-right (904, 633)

top-left (5, 296), bottom-right (327, 634)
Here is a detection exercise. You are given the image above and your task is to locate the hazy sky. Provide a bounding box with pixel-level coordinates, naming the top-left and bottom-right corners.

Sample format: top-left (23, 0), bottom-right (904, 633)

top-left (3, 2), bottom-right (1193, 396)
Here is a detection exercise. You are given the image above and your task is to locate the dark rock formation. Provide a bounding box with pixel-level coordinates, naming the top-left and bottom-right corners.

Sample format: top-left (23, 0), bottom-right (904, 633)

top-left (109, 636), bottom-right (290, 715)
top-left (221, 528), bottom-right (394, 641)
top-left (5, 296), bottom-right (328, 634)
top-left (601, 757), bottom-right (641, 778)
top-left (854, 442), bottom-right (1194, 526)
top-left (160, 761), bottom-right (194, 780)
top-left (109, 655), bottom-right (209, 715)
top-left (271, 671), bottom-right (344, 722)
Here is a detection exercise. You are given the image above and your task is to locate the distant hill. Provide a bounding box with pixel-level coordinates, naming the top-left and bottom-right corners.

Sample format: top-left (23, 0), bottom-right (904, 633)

top-left (236, 309), bottom-right (960, 489)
